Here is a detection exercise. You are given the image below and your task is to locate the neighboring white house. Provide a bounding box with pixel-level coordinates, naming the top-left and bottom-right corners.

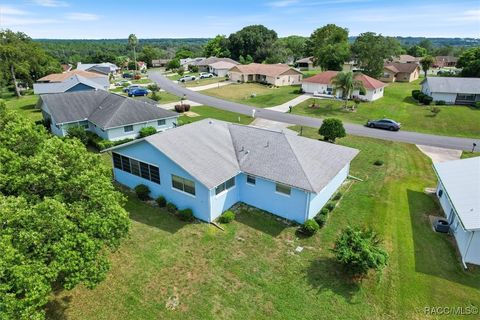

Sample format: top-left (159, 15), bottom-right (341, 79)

top-left (302, 71), bottom-right (386, 101)
top-left (33, 70), bottom-right (109, 95)
top-left (38, 90), bottom-right (179, 141)
top-left (208, 61), bottom-right (237, 77)
top-left (191, 57), bottom-right (239, 72)
top-left (421, 77), bottom-right (480, 105)
top-left (77, 62), bottom-right (120, 75)
top-left (229, 63), bottom-right (303, 86)
top-left (433, 157), bottom-right (480, 267)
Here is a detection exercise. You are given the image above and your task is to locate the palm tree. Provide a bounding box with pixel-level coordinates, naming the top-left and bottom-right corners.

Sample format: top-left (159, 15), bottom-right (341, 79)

top-left (420, 55), bottom-right (434, 78)
top-left (128, 34), bottom-right (138, 73)
top-left (331, 71), bottom-right (364, 107)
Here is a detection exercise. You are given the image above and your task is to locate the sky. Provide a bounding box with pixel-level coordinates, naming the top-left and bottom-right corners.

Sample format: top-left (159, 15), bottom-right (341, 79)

top-left (0, 0), bottom-right (479, 39)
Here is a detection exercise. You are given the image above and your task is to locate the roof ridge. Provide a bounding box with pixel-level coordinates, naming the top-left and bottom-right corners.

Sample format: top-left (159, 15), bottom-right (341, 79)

top-left (87, 91), bottom-right (115, 127)
top-left (283, 134), bottom-right (316, 192)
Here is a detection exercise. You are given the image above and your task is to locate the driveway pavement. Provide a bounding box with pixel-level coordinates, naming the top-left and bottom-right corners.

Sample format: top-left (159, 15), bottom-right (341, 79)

top-left (149, 71), bottom-right (479, 151)
top-left (416, 145), bottom-right (462, 163)
top-left (183, 81), bottom-right (232, 91)
top-left (266, 94), bottom-right (313, 112)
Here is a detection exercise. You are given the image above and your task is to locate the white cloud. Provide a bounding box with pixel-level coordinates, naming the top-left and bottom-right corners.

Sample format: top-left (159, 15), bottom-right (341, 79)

top-left (0, 5), bottom-right (29, 15)
top-left (1, 16), bottom-right (58, 26)
top-left (32, 0), bottom-right (69, 7)
top-left (67, 12), bottom-right (100, 21)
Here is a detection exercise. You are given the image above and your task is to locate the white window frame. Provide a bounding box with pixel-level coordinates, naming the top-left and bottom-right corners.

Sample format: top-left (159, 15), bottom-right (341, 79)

top-left (124, 125), bottom-right (133, 132)
top-left (275, 183), bottom-right (291, 196)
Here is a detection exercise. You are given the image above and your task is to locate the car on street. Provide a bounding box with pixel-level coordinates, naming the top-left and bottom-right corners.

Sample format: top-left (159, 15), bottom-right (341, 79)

top-left (199, 72), bottom-right (214, 79)
top-left (178, 75), bottom-right (196, 82)
top-left (366, 119), bottom-right (401, 131)
top-left (128, 87), bottom-right (149, 97)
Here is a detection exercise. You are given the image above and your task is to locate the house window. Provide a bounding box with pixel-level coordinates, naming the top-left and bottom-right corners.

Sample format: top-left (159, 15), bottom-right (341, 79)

top-left (124, 125), bottom-right (133, 132)
top-left (215, 177), bottom-right (235, 195)
top-left (246, 175), bottom-right (256, 185)
top-left (157, 119), bottom-right (166, 126)
top-left (172, 174), bottom-right (196, 196)
top-left (275, 183), bottom-right (291, 195)
top-left (112, 152), bottom-right (160, 184)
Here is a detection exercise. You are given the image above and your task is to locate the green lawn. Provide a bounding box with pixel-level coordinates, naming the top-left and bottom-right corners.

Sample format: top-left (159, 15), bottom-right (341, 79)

top-left (203, 83), bottom-right (302, 108)
top-left (131, 78), bottom-right (153, 84)
top-left (291, 79), bottom-right (480, 138)
top-left (46, 129), bottom-right (480, 320)
top-left (302, 69), bottom-right (322, 78)
top-left (461, 151), bottom-right (480, 159)
top-left (167, 72), bottom-right (198, 81)
top-left (4, 95), bottom-right (42, 122)
top-left (178, 105), bottom-right (253, 125)
top-left (185, 77), bottom-right (227, 87)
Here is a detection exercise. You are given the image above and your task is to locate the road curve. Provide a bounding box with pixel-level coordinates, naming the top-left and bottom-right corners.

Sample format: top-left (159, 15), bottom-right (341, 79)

top-left (149, 71), bottom-right (479, 151)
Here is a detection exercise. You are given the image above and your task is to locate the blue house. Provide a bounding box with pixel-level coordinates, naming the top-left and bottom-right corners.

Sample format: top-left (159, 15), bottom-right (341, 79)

top-left (39, 90), bottom-right (179, 141)
top-left (104, 119), bottom-right (359, 223)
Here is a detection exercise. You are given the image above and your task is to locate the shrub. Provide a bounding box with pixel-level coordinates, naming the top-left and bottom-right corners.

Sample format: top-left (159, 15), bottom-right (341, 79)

top-left (166, 202), bottom-right (177, 213)
top-left (423, 96), bottom-right (433, 105)
top-left (435, 100), bottom-right (446, 105)
top-left (175, 104), bottom-right (185, 113)
top-left (417, 93), bottom-right (426, 103)
top-left (139, 126), bottom-right (157, 138)
top-left (314, 213), bottom-right (328, 228)
top-left (374, 159), bottom-right (384, 166)
top-left (177, 208), bottom-right (194, 222)
top-left (411, 90), bottom-right (420, 100)
top-left (188, 65), bottom-right (199, 73)
top-left (326, 202), bottom-right (335, 211)
top-left (66, 126), bottom-right (88, 145)
top-left (134, 184), bottom-right (150, 201)
top-left (176, 67), bottom-right (185, 76)
top-left (318, 118), bottom-right (346, 143)
top-left (333, 192), bottom-right (342, 201)
top-left (332, 226), bottom-right (389, 277)
top-left (300, 219), bottom-right (320, 236)
top-left (218, 210), bottom-right (235, 223)
top-left (156, 196), bottom-right (166, 207)
top-left (183, 104), bottom-right (191, 112)
top-left (320, 207), bottom-right (329, 215)
top-left (431, 106), bottom-right (441, 116)
top-left (475, 101), bottom-right (480, 109)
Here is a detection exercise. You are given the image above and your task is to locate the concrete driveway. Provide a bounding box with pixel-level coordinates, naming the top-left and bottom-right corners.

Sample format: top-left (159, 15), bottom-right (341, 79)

top-left (148, 71), bottom-right (479, 151)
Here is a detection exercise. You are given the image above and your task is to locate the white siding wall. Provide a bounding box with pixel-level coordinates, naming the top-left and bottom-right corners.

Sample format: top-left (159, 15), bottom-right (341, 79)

top-left (302, 83), bottom-right (332, 94)
top-left (465, 231), bottom-right (480, 265)
top-left (431, 93), bottom-right (457, 104)
top-left (105, 117), bottom-right (177, 141)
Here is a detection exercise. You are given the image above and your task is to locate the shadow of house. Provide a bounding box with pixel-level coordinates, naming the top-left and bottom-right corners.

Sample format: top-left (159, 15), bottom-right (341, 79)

top-left (406, 189), bottom-right (480, 289)
top-left (305, 257), bottom-right (361, 304)
top-left (234, 206), bottom-right (290, 237)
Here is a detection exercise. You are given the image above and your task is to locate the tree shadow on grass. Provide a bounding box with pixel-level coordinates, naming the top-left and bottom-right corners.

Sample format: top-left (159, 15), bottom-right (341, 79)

top-left (305, 257), bottom-right (361, 304)
top-left (407, 189), bottom-right (480, 289)
top-left (124, 192), bottom-right (186, 234)
top-left (234, 207), bottom-right (289, 237)
top-left (45, 294), bottom-right (72, 320)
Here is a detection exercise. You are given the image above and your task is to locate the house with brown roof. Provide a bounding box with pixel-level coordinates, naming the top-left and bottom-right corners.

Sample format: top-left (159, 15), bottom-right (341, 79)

top-left (302, 71), bottom-right (386, 101)
top-left (152, 59), bottom-right (170, 68)
top-left (433, 56), bottom-right (458, 68)
top-left (191, 57), bottom-right (239, 72)
top-left (33, 70), bottom-right (110, 95)
top-left (208, 61), bottom-right (238, 77)
top-left (380, 62), bottom-right (420, 83)
top-left (392, 54), bottom-right (420, 64)
top-left (228, 63), bottom-right (303, 86)
top-left (295, 57), bottom-right (314, 70)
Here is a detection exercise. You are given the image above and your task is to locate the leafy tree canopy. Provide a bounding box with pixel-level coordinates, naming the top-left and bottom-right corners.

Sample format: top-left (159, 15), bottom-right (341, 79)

top-left (203, 35), bottom-right (231, 58)
top-left (309, 24), bottom-right (350, 71)
top-left (0, 102), bottom-right (130, 319)
top-left (352, 32), bottom-right (402, 78)
top-left (278, 35), bottom-right (307, 62)
top-left (407, 45), bottom-right (427, 57)
top-left (318, 118), bottom-right (346, 143)
top-left (457, 47), bottom-right (480, 77)
top-left (228, 25), bottom-right (278, 62)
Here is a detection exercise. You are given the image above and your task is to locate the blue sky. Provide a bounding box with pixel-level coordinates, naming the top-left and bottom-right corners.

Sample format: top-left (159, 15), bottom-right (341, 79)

top-left (0, 0), bottom-right (478, 39)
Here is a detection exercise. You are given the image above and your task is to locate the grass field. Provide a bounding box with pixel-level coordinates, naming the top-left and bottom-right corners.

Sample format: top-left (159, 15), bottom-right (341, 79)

top-left (291, 79), bottom-right (480, 138)
top-left (185, 77), bottom-right (227, 87)
top-left (203, 83), bottom-right (302, 108)
top-left (302, 69), bottom-right (322, 78)
top-left (108, 88), bottom-right (180, 104)
top-left (461, 151), bottom-right (480, 159)
top-left (46, 129), bottom-right (480, 320)
top-left (4, 95), bottom-right (42, 122)
top-left (131, 78), bottom-right (153, 84)
top-left (178, 105), bottom-right (253, 125)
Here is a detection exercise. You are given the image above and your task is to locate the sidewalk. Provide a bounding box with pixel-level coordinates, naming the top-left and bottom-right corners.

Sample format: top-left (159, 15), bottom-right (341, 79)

top-left (185, 81), bottom-right (233, 91)
top-left (265, 93), bottom-right (313, 112)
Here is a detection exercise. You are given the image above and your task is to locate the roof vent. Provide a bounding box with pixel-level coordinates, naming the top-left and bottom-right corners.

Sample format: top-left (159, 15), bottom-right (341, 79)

top-left (265, 141), bottom-right (269, 148)
top-left (239, 146), bottom-right (244, 152)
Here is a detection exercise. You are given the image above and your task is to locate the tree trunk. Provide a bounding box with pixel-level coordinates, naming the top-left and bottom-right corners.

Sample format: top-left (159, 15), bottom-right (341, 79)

top-left (10, 64), bottom-right (21, 98)
top-left (133, 47), bottom-right (137, 72)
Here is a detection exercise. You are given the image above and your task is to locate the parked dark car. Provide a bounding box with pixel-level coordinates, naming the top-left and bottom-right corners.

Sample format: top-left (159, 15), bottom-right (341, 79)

top-left (366, 119), bottom-right (401, 131)
top-left (123, 85), bottom-right (140, 93)
top-left (128, 88), bottom-right (148, 97)
top-left (433, 218), bottom-right (450, 233)
top-left (122, 73), bottom-right (133, 78)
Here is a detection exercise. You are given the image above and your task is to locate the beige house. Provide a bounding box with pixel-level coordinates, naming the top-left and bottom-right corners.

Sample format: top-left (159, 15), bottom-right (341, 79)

top-left (295, 57), bottom-right (314, 70)
top-left (380, 62), bottom-right (420, 83)
top-left (208, 61), bottom-right (237, 77)
top-left (392, 54), bottom-right (420, 64)
top-left (228, 63), bottom-right (303, 86)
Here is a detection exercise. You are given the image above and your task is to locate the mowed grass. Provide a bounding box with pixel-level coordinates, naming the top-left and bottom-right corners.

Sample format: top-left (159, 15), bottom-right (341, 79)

top-left (203, 83), bottom-right (302, 108)
top-left (47, 130), bottom-right (480, 320)
top-left (178, 105), bottom-right (253, 125)
top-left (291, 79), bottom-right (480, 138)
top-left (4, 95), bottom-right (42, 122)
top-left (185, 77), bottom-right (227, 87)
top-left (302, 69), bottom-right (322, 78)
top-left (461, 151), bottom-right (480, 159)
top-left (108, 88), bottom-right (180, 104)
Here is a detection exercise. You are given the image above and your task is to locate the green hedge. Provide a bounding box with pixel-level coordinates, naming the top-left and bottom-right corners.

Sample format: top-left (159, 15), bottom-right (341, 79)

top-left (218, 210), bottom-right (235, 223)
top-left (177, 208), bottom-right (194, 222)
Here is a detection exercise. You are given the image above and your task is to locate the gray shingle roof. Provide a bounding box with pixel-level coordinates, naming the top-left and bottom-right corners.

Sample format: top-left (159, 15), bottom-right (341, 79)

top-left (40, 90), bottom-right (178, 129)
top-left (140, 119), bottom-right (358, 192)
top-left (424, 77), bottom-right (480, 94)
top-left (33, 74), bottom-right (105, 94)
top-left (192, 57), bottom-right (239, 67)
top-left (434, 157), bottom-right (480, 230)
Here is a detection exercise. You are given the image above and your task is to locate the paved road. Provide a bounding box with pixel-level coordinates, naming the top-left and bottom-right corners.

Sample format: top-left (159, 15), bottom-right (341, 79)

top-left (149, 71), bottom-right (479, 151)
